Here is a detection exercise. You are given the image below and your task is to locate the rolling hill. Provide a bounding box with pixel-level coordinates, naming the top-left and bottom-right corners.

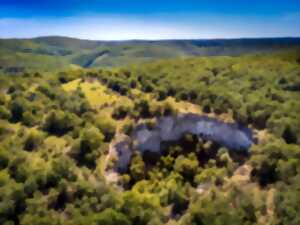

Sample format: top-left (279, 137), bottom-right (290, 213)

top-left (0, 36), bottom-right (300, 73)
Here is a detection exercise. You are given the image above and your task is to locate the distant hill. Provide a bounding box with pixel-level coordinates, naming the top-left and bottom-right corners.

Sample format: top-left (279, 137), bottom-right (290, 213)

top-left (1, 36), bottom-right (300, 73)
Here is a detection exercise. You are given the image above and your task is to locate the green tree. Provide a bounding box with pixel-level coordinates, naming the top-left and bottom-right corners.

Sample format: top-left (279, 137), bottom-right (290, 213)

top-left (0, 171), bottom-right (26, 224)
top-left (121, 190), bottom-right (165, 225)
top-left (9, 97), bottom-right (27, 122)
top-left (23, 130), bottom-right (44, 151)
top-left (130, 153), bottom-right (145, 182)
top-left (274, 181), bottom-right (300, 225)
top-left (70, 126), bottom-right (104, 168)
top-left (43, 110), bottom-right (80, 136)
top-left (93, 209), bottom-right (131, 225)
top-left (0, 147), bottom-right (9, 169)
top-left (174, 153), bottom-right (199, 181)
top-left (0, 105), bottom-right (11, 120)
top-left (94, 115), bottom-right (116, 142)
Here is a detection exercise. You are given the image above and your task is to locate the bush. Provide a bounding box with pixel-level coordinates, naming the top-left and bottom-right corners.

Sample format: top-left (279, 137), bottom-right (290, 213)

top-left (51, 156), bottom-right (77, 183)
top-left (9, 97), bottom-right (27, 122)
top-left (70, 126), bottom-right (104, 168)
top-left (174, 153), bottom-right (199, 181)
top-left (134, 99), bottom-right (151, 118)
top-left (194, 167), bottom-right (226, 185)
top-left (22, 111), bottom-right (38, 127)
top-left (182, 189), bottom-right (257, 225)
top-left (250, 141), bottom-right (300, 186)
top-left (23, 130), bottom-right (44, 151)
top-left (130, 153), bottom-right (145, 182)
top-left (0, 171), bottom-right (26, 224)
top-left (93, 209), bottom-right (131, 225)
top-left (43, 110), bottom-right (80, 136)
top-left (121, 190), bottom-right (165, 225)
top-left (274, 182), bottom-right (300, 225)
top-left (0, 106), bottom-right (10, 120)
top-left (0, 147), bottom-right (9, 169)
top-left (94, 115), bottom-right (116, 142)
top-left (112, 106), bottom-right (130, 120)
top-left (0, 93), bottom-right (6, 105)
top-left (282, 125), bottom-right (298, 144)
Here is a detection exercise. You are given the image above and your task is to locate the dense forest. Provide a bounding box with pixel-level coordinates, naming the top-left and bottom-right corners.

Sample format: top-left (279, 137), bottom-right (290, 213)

top-left (1, 37), bottom-right (300, 72)
top-left (0, 45), bottom-right (300, 225)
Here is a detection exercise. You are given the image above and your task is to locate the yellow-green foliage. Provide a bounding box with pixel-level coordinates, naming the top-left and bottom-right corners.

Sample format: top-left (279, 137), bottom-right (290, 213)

top-left (62, 78), bottom-right (126, 108)
top-left (0, 48), bottom-right (300, 225)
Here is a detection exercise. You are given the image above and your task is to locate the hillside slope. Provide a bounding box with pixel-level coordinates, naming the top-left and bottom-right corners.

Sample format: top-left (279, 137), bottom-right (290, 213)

top-left (0, 49), bottom-right (299, 225)
top-left (1, 36), bottom-right (300, 73)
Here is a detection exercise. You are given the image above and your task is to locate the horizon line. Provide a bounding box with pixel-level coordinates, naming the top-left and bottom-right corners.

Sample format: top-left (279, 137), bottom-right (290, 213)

top-left (1, 35), bottom-right (300, 42)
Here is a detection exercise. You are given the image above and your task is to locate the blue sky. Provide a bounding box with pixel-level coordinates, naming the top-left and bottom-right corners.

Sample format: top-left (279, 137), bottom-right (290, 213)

top-left (0, 0), bottom-right (300, 40)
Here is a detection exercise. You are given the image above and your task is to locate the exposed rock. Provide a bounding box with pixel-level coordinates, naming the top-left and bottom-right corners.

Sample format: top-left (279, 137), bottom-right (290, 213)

top-left (113, 113), bottom-right (254, 173)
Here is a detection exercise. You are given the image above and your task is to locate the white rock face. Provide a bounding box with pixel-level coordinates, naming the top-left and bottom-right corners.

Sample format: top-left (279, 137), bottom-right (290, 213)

top-left (114, 113), bottom-right (254, 172)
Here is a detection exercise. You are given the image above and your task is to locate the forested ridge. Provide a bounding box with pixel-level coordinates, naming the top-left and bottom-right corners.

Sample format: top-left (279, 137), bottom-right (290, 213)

top-left (0, 48), bottom-right (300, 225)
top-left (1, 36), bottom-right (300, 73)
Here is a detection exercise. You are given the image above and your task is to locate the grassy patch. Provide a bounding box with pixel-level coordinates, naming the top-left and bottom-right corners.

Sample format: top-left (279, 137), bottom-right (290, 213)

top-left (62, 79), bottom-right (120, 107)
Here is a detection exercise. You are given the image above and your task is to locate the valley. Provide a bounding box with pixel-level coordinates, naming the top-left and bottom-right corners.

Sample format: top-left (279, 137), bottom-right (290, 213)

top-left (1, 36), bottom-right (300, 73)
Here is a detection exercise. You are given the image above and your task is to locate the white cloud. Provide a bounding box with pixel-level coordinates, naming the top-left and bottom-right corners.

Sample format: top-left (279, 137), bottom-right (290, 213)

top-left (0, 14), bottom-right (299, 40)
